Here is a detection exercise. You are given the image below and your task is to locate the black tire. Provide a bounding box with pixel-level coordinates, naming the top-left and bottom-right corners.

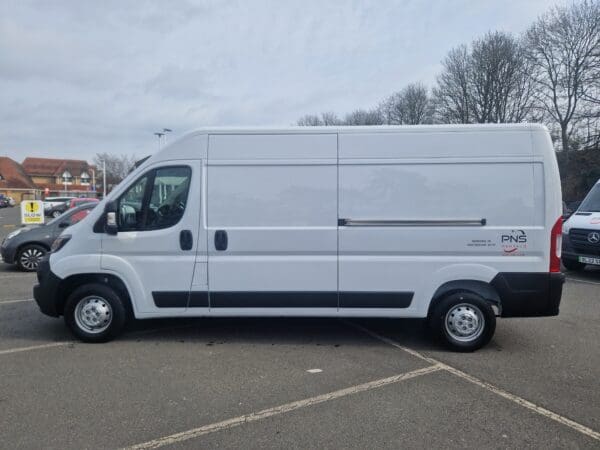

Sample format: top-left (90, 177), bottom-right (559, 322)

top-left (64, 283), bottom-right (127, 343)
top-left (429, 291), bottom-right (496, 352)
top-left (562, 258), bottom-right (585, 271)
top-left (16, 244), bottom-right (47, 272)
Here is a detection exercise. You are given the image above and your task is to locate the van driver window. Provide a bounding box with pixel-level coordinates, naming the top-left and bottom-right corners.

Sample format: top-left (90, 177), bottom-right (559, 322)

top-left (117, 166), bottom-right (191, 231)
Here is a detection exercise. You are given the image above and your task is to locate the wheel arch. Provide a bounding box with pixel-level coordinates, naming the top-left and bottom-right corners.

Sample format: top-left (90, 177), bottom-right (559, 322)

top-left (16, 241), bottom-right (51, 254)
top-left (55, 273), bottom-right (134, 318)
top-left (428, 279), bottom-right (502, 318)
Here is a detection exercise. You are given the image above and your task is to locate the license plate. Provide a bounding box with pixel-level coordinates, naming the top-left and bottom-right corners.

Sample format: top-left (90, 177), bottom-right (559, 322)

top-left (579, 256), bottom-right (600, 265)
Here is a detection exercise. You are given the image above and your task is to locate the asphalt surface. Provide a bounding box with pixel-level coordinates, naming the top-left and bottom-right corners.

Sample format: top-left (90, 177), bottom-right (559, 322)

top-left (1, 205), bottom-right (599, 449)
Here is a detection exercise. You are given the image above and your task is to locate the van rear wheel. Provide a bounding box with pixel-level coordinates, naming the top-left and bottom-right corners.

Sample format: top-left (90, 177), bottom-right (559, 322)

top-left (64, 283), bottom-right (126, 343)
top-left (430, 292), bottom-right (496, 352)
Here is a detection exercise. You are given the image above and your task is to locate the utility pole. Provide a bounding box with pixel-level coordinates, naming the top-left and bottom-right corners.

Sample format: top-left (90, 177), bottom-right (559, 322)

top-left (154, 132), bottom-right (165, 150)
top-left (103, 160), bottom-right (107, 198)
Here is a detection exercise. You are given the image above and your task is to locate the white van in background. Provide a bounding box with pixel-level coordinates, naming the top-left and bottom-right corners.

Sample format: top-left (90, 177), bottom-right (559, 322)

top-left (34, 124), bottom-right (564, 351)
top-left (562, 179), bottom-right (600, 270)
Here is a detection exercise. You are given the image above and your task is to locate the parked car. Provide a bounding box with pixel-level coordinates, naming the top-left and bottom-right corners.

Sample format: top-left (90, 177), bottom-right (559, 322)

top-left (43, 196), bottom-right (76, 217)
top-left (7, 196), bottom-right (16, 206)
top-left (33, 124), bottom-right (563, 351)
top-left (68, 197), bottom-right (99, 210)
top-left (1, 202), bottom-right (97, 271)
top-left (0, 196), bottom-right (9, 208)
top-left (45, 201), bottom-right (70, 218)
top-left (562, 179), bottom-right (600, 271)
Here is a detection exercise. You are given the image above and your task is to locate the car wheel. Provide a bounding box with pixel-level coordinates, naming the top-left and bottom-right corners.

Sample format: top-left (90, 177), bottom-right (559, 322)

top-left (64, 283), bottom-right (127, 343)
top-left (429, 291), bottom-right (496, 352)
top-left (562, 258), bottom-right (585, 271)
top-left (52, 210), bottom-right (62, 218)
top-left (16, 244), bottom-right (47, 272)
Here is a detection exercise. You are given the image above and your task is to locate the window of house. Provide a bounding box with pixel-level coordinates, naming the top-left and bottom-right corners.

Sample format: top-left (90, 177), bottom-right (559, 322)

top-left (80, 172), bottom-right (90, 185)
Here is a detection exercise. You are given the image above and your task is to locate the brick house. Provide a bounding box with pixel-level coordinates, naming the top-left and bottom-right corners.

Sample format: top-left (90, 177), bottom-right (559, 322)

top-left (22, 157), bottom-right (96, 197)
top-left (0, 157), bottom-right (38, 202)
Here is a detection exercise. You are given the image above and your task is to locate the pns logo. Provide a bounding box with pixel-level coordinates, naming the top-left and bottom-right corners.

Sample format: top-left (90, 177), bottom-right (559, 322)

top-left (501, 230), bottom-right (527, 255)
top-left (501, 230), bottom-right (527, 244)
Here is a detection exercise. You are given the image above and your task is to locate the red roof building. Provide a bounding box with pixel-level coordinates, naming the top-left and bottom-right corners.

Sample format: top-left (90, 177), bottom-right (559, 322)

top-left (0, 157), bottom-right (37, 201)
top-left (22, 157), bottom-right (96, 195)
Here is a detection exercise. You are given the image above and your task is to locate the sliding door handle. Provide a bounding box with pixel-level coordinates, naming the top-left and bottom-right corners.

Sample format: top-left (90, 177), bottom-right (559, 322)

top-left (215, 230), bottom-right (228, 251)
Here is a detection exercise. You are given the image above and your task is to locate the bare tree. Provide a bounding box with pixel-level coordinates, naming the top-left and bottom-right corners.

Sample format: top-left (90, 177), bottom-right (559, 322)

top-left (432, 45), bottom-right (472, 123)
top-left (380, 83), bottom-right (432, 124)
top-left (433, 33), bottom-right (536, 124)
top-left (343, 109), bottom-right (383, 125)
top-left (525, 0), bottom-right (600, 160)
top-left (297, 114), bottom-right (323, 126)
top-left (93, 153), bottom-right (137, 191)
top-left (297, 112), bottom-right (341, 126)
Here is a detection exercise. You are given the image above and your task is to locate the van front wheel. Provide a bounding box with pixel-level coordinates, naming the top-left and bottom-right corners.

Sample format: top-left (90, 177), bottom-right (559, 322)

top-left (64, 283), bottom-right (126, 343)
top-left (430, 292), bottom-right (496, 352)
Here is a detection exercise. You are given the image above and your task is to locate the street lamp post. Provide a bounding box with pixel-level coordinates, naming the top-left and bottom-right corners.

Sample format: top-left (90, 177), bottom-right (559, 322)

top-left (103, 159), bottom-right (107, 198)
top-left (154, 128), bottom-right (172, 150)
top-left (62, 171), bottom-right (70, 196)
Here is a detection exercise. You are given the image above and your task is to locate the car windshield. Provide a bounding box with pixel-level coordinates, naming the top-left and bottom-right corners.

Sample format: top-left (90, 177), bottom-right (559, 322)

top-left (578, 183), bottom-right (600, 213)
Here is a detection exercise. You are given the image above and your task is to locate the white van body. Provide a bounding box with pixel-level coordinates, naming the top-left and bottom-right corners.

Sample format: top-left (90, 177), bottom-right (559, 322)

top-left (34, 124), bottom-right (565, 349)
top-left (562, 179), bottom-right (600, 269)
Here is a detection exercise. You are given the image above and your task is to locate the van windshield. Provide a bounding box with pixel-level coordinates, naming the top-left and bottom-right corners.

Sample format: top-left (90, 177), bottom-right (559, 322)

top-left (578, 183), bottom-right (600, 212)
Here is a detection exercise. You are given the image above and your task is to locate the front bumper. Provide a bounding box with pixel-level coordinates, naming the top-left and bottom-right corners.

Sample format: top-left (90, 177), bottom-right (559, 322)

top-left (1, 241), bottom-right (16, 264)
top-left (33, 257), bottom-right (62, 317)
top-left (492, 272), bottom-right (564, 317)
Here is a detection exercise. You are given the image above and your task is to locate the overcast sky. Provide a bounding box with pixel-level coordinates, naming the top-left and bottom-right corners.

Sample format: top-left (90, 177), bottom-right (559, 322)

top-left (1, 0), bottom-right (562, 162)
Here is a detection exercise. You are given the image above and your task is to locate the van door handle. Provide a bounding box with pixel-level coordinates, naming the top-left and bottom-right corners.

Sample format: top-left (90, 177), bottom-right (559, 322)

top-left (180, 230), bottom-right (193, 251)
top-left (214, 230), bottom-right (228, 251)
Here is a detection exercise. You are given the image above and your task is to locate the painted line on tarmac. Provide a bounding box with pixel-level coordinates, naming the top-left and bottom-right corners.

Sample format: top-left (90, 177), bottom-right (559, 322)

top-left (123, 364), bottom-right (442, 450)
top-left (346, 322), bottom-right (600, 443)
top-left (0, 342), bottom-right (72, 355)
top-left (0, 274), bottom-right (36, 280)
top-left (0, 298), bottom-right (34, 305)
top-left (565, 276), bottom-right (600, 286)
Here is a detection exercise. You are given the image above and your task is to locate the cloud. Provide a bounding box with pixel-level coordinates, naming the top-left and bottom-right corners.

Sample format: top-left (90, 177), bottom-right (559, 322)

top-left (0, 0), bottom-right (566, 162)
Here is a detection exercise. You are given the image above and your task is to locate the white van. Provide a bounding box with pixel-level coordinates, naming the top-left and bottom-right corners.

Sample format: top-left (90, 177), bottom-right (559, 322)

top-left (34, 124), bottom-right (564, 351)
top-left (562, 179), bottom-right (600, 270)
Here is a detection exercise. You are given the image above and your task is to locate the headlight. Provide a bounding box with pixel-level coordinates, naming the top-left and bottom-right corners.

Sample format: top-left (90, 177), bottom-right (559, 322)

top-left (51, 234), bottom-right (71, 252)
top-left (6, 228), bottom-right (25, 240)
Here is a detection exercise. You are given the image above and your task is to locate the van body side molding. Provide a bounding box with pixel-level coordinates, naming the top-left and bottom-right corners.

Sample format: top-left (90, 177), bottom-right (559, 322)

top-left (152, 291), bottom-right (414, 309)
top-left (338, 218), bottom-right (486, 227)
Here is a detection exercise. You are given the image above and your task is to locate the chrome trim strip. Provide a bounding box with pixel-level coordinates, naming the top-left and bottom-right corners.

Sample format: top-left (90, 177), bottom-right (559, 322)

top-left (339, 218), bottom-right (486, 227)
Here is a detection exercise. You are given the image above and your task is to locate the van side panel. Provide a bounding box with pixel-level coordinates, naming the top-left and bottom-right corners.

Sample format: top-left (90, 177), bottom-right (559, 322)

top-left (338, 130), bottom-right (543, 317)
top-left (206, 134), bottom-right (338, 310)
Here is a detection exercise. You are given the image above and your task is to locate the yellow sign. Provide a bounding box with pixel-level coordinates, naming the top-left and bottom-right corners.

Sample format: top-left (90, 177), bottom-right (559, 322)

top-left (21, 200), bottom-right (45, 225)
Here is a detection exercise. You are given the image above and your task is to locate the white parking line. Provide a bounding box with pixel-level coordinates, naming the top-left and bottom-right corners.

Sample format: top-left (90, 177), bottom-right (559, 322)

top-left (565, 276), bottom-right (600, 286)
top-left (123, 364), bottom-right (442, 450)
top-left (0, 274), bottom-right (36, 280)
top-left (347, 322), bottom-right (600, 442)
top-left (0, 298), bottom-right (34, 305)
top-left (0, 342), bottom-right (72, 355)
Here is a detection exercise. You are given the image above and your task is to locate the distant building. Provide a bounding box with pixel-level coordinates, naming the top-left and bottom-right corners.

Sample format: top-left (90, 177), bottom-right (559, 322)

top-left (22, 157), bottom-right (95, 195)
top-left (0, 156), bottom-right (98, 202)
top-left (0, 157), bottom-right (37, 202)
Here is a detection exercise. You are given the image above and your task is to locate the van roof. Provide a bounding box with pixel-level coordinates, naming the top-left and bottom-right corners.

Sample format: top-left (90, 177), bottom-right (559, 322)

top-left (179, 123), bottom-right (546, 136)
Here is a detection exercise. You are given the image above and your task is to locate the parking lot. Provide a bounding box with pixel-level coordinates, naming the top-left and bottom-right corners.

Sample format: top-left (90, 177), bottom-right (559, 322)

top-left (1, 205), bottom-right (599, 449)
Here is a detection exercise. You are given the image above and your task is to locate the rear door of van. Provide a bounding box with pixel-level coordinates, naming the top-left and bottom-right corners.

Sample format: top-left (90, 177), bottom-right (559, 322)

top-left (206, 133), bottom-right (338, 311)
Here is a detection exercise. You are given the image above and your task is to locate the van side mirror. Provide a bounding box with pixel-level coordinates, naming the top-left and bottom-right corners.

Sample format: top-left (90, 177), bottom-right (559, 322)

top-left (58, 221), bottom-right (70, 229)
top-left (104, 200), bottom-right (118, 235)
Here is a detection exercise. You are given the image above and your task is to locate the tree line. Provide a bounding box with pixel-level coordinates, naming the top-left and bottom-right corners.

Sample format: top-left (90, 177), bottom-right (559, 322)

top-left (297, 0), bottom-right (600, 200)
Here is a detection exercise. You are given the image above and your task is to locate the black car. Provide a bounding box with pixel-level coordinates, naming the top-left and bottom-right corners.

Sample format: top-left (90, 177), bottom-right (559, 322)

top-left (0, 195), bottom-right (9, 208)
top-left (0, 202), bottom-right (97, 271)
top-left (45, 201), bottom-right (70, 218)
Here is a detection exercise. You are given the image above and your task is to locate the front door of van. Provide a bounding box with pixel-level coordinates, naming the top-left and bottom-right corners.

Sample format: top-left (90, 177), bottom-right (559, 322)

top-left (101, 160), bottom-right (203, 314)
